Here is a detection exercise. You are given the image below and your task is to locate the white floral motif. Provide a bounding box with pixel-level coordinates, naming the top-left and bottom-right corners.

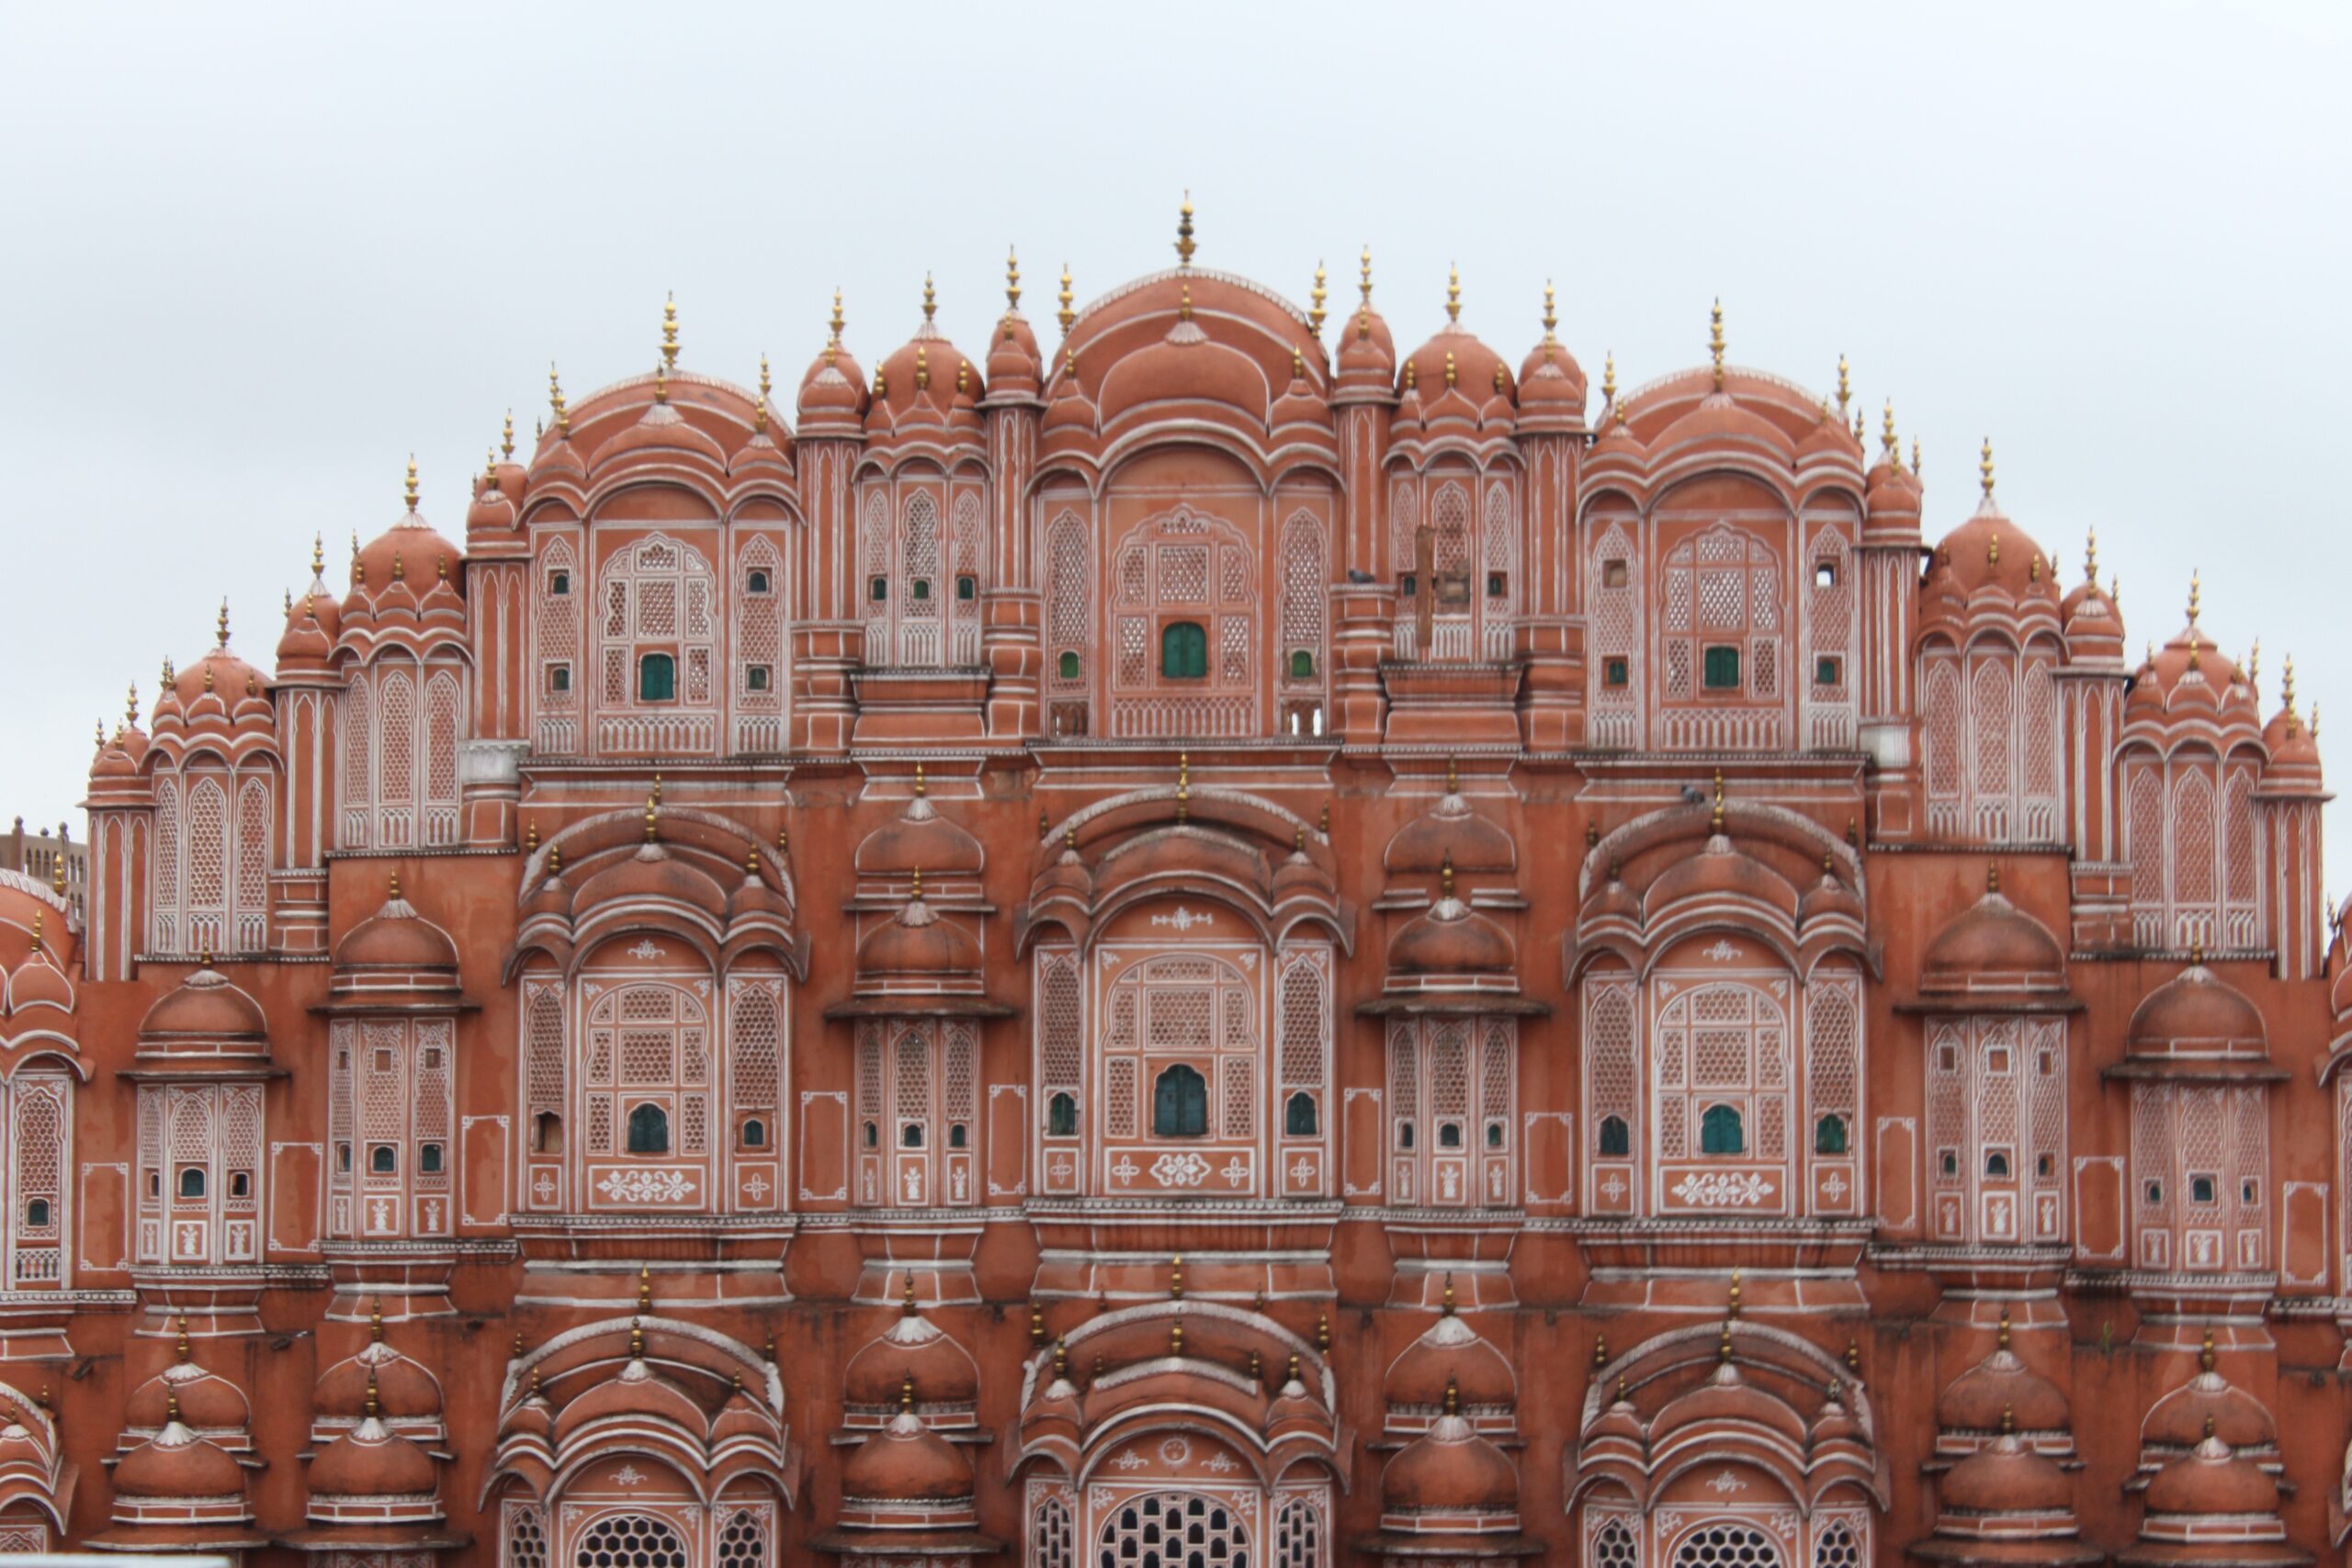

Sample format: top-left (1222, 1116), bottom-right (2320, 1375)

top-left (1111, 1450), bottom-right (1148, 1472)
top-left (1702, 940), bottom-right (1741, 962)
top-left (1204, 1453), bottom-right (1238, 1473)
top-left (628, 940), bottom-right (663, 960)
top-left (614, 1464), bottom-right (645, 1486)
top-left (595, 1168), bottom-right (697, 1204)
top-left (1150, 1152), bottom-right (1212, 1187)
top-left (1706, 1470), bottom-right (1745, 1495)
top-left (1158, 1438), bottom-right (1192, 1466)
top-left (1219, 1156), bottom-right (1250, 1184)
top-left (1670, 1169), bottom-right (1772, 1207)
top-left (1149, 907), bottom-right (1216, 932)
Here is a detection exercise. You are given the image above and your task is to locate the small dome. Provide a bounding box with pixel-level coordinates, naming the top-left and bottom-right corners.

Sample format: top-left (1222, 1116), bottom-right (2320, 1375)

top-left (589, 393), bottom-right (729, 473)
top-left (2126, 962), bottom-right (2267, 1060)
top-left (128, 1356), bottom-right (251, 1434)
top-left (1387, 881), bottom-right (1514, 983)
top-left (1095, 305), bottom-right (1272, 429)
top-left (333, 882), bottom-right (459, 975)
top-left (2143, 1435), bottom-right (2280, 1518)
top-left (2261, 696), bottom-right (2324, 793)
top-left (1921, 876), bottom-right (2066, 996)
top-left (1385, 781), bottom-right (1515, 874)
top-left (571, 843), bottom-right (729, 922)
top-left (1334, 288), bottom-right (1397, 394)
top-left (1515, 309), bottom-right (1589, 428)
top-left (986, 294), bottom-right (1044, 396)
top-left (1936, 1340), bottom-right (2070, 1435)
top-left (1650, 389), bottom-right (1797, 465)
top-left (2144, 1363), bottom-right (2275, 1451)
top-left (308, 1417), bottom-right (435, 1498)
top-left (1384, 1311), bottom-right (1514, 1411)
top-left (840, 1408), bottom-right (973, 1503)
top-left (115, 1421), bottom-right (244, 1500)
top-left (1941, 1430), bottom-right (2073, 1516)
top-left (1926, 477), bottom-right (2055, 606)
top-left (1395, 311), bottom-right (1515, 436)
top-left (854, 888), bottom-right (982, 991)
top-left (316, 1339), bottom-right (441, 1422)
top-left (353, 479), bottom-right (465, 601)
top-left (854, 787), bottom-right (985, 878)
top-left (1382, 1413), bottom-right (1518, 1514)
top-left (797, 326), bottom-right (870, 424)
top-left (844, 1305), bottom-right (980, 1410)
top-left (6, 947), bottom-right (73, 1014)
top-left (138, 964), bottom-right (267, 1045)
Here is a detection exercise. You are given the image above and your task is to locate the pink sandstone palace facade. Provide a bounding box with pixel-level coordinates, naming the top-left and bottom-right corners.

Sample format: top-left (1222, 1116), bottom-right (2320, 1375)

top-left (2, 207), bottom-right (2347, 1566)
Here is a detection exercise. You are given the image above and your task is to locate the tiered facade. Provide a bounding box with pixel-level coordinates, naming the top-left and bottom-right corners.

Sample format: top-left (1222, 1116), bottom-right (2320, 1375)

top-left (4, 209), bottom-right (2347, 1566)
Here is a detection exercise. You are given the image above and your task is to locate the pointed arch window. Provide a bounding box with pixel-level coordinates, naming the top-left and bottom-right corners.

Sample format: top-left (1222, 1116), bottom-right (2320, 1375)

top-left (1700, 1102), bottom-right (1746, 1155)
top-left (639, 652), bottom-right (676, 703)
top-left (1152, 1064), bottom-right (1208, 1137)
top-left (626, 1102), bottom-right (671, 1155)
top-left (1160, 621), bottom-right (1208, 680)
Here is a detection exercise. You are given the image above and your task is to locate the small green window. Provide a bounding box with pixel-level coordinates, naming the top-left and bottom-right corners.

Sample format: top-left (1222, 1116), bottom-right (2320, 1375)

top-left (548, 570), bottom-right (571, 595)
top-left (910, 578), bottom-right (932, 601)
top-left (1815, 656), bottom-right (1841, 687)
top-left (1598, 1115), bottom-right (1630, 1157)
top-left (1604, 657), bottom-right (1630, 687)
top-left (1047, 1092), bottom-right (1079, 1137)
top-left (627, 1103), bottom-right (671, 1155)
top-left (549, 664), bottom-right (571, 694)
top-left (1160, 621), bottom-right (1208, 680)
top-left (639, 652), bottom-right (676, 702)
top-left (746, 569), bottom-right (770, 593)
top-left (2189, 1173), bottom-right (2217, 1204)
top-left (1400, 573), bottom-right (1419, 598)
top-left (956, 574), bottom-right (977, 601)
top-left (1814, 1114), bottom-right (1848, 1155)
top-left (870, 576), bottom-right (889, 603)
top-left (1702, 645), bottom-right (1741, 690)
top-left (745, 665), bottom-right (771, 692)
top-left (1487, 571), bottom-right (1507, 596)
top-left (1057, 650), bottom-right (1081, 680)
top-left (1289, 649), bottom-right (1316, 679)
top-left (1700, 1103), bottom-right (1745, 1156)
top-left (1284, 1091), bottom-right (1317, 1136)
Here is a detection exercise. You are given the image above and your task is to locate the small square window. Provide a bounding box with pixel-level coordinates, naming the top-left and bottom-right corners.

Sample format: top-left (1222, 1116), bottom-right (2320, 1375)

top-left (956, 574), bottom-right (977, 601)
top-left (421, 1047), bottom-right (443, 1069)
top-left (746, 665), bottom-right (771, 692)
top-left (2241, 1179), bottom-right (2260, 1205)
top-left (2036, 1153), bottom-right (2054, 1178)
top-left (1815, 656), bottom-right (1841, 687)
top-left (548, 570), bottom-right (571, 595)
top-left (1400, 572), bottom-right (1419, 598)
top-left (746, 569), bottom-right (770, 594)
top-left (1603, 656), bottom-right (1630, 688)
top-left (870, 576), bottom-right (889, 603)
top-left (1289, 649), bottom-right (1317, 679)
top-left (1486, 570), bottom-right (1508, 597)
top-left (1987, 1046), bottom-right (2011, 1074)
top-left (230, 1171), bottom-right (251, 1198)
top-left (549, 665), bottom-right (571, 694)
top-left (1602, 558), bottom-right (1629, 589)
top-left (910, 578), bottom-right (932, 602)
top-left (1057, 650), bottom-right (1081, 681)
top-left (375, 1047), bottom-right (394, 1073)
top-left (2188, 1173), bottom-right (2217, 1205)
top-left (1702, 645), bottom-right (1741, 689)
top-left (1939, 1149), bottom-right (1959, 1177)
top-left (337, 1143), bottom-right (352, 1172)
top-left (2143, 1179), bottom-right (2165, 1206)
top-left (1815, 560), bottom-right (1838, 589)
top-left (419, 1143), bottom-right (444, 1174)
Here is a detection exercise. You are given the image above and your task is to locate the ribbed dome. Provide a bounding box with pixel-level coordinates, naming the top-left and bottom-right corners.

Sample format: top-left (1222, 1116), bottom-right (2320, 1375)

top-left (115, 1421), bottom-right (244, 1500)
top-left (308, 1417), bottom-right (435, 1498)
top-left (138, 965), bottom-right (267, 1043)
top-left (1387, 887), bottom-right (1514, 981)
top-left (1941, 1430), bottom-right (2073, 1515)
top-left (854, 787), bottom-right (985, 877)
top-left (1935, 1343), bottom-right (2070, 1435)
top-left (333, 884), bottom-right (459, 975)
top-left (1921, 878), bottom-right (2065, 995)
top-left (844, 1306), bottom-right (979, 1409)
top-left (1382, 1412), bottom-right (1518, 1513)
top-left (840, 1408), bottom-right (973, 1502)
top-left (315, 1341), bottom-right (441, 1422)
top-left (854, 888), bottom-right (982, 990)
top-left (1383, 1311), bottom-right (1514, 1411)
top-left (2143, 1435), bottom-right (2279, 1517)
top-left (2143, 1365), bottom-right (2274, 1450)
top-left (2126, 963), bottom-right (2267, 1059)
top-left (128, 1357), bottom-right (251, 1434)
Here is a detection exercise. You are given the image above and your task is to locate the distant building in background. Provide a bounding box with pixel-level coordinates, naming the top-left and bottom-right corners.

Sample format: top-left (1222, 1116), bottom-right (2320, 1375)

top-left (0, 815), bottom-right (84, 924)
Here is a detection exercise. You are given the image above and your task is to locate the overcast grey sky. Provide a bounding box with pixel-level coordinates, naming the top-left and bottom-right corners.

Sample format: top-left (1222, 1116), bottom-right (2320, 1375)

top-left (3, 3), bottom-right (2346, 877)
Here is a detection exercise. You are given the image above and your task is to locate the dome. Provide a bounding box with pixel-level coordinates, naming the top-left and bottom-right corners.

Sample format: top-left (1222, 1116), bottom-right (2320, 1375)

top-left (308, 1417), bottom-right (435, 1498)
top-left (1920, 874), bottom-right (2066, 996)
top-left (1395, 294), bottom-right (1516, 435)
top-left (333, 881), bottom-right (460, 976)
top-left (1267, 349), bottom-right (1333, 437)
top-left (2261, 694), bottom-right (2324, 793)
top-left (844, 1304), bottom-right (980, 1409)
top-left (1515, 294), bottom-right (1589, 430)
top-left (588, 391), bottom-right (729, 473)
top-left (1645, 835), bottom-right (1796, 920)
top-left (854, 783), bottom-right (985, 878)
top-left (1094, 291), bottom-right (1273, 430)
top-left (129, 1356), bottom-right (251, 1434)
top-left (1382, 1412), bottom-right (1518, 1514)
top-left (115, 1422), bottom-right (244, 1500)
top-left (1384, 1310), bottom-right (1514, 1412)
top-left (275, 591), bottom-right (334, 672)
top-left (840, 1408), bottom-right (973, 1502)
top-left (6, 946), bottom-right (73, 1014)
top-left (1936, 1340), bottom-right (2070, 1435)
top-left (797, 299), bottom-right (870, 429)
top-left (571, 843), bottom-right (729, 922)
top-left (1386, 875), bottom-right (1515, 985)
top-left (2126, 962), bottom-right (2268, 1062)
top-left (1334, 276), bottom-right (1397, 395)
top-left (1385, 777), bottom-right (1516, 874)
top-left (354, 465), bottom-right (465, 600)
top-left (316, 1339), bottom-right (441, 1422)
top-left (854, 886), bottom-right (982, 991)
top-left (2143, 1363), bottom-right (2274, 1451)
top-left (1941, 1430), bottom-right (2073, 1516)
top-left (1650, 389), bottom-right (1797, 466)
top-left (1926, 468), bottom-right (2055, 607)
top-left (2143, 1435), bottom-right (2280, 1518)
top-left (986, 262), bottom-right (1045, 396)
top-left (138, 964), bottom-right (267, 1046)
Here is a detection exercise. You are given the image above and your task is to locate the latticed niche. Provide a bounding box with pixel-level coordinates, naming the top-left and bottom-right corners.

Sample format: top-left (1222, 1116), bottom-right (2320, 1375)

top-left (340, 656), bottom-right (464, 851)
top-left (148, 768), bottom-right (272, 956)
top-left (1385, 1017), bottom-right (1515, 1206)
top-left (853, 1019), bottom-right (979, 1207)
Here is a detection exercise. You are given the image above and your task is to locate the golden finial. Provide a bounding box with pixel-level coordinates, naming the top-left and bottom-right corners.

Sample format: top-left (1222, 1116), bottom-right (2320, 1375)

top-left (1309, 260), bottom-right (1328, 338)
top-left (404, 453), bottom-right (420, 513)
top-left (512, 1330), bottom-right (525, 1359)
top-left (387, 871), bottom-right (401, 902)
top-left (1179, 283), bottom-right (1193, 323)
top-left (1492, 361), bottom-right (1508, 392)
top-left (653, 358), bottom-right (668, 404)
top-left (1174, 190), bottom-right (1196, 266)
top-left (1709, 297), bottom-right (1725, 390)
top-left (1996, 1305), bottom-right (2011, 1348)
top-left (547, 841), bottom-right (560, 875)
top-left (922, 270), bottom-right (938, 324)
top-left (1592, 1332), bottom-right (1608, 1369)
top-left (1170, 1254), bottom-right (1184, 1300)
top-left (1852, 404), bottom-right (1866, 446)
top-left (1359, 243), bottom-right (1374, 307)
top-left (1445, 755), bottom-right (1460, 794)
top-left (94, 720), bottom-right (105, 752)
top-left (899, 1272), bottom-right (920, 1316)
top-left (1988, 533), bottom-right (2001, 567)
top-left (1443, 1376), bottom-right (1461, 1417)
top-left (1053, 1338), bottom-right (1068, 1380)
top-left (1912, 436), bottom-right (1922, 481)
top-left (913, 760), bottom-right (928, 798)
top-left (1845, 1337), bottom-right (1860, 1372)
top-left (1005, 246), bottom-right (1022, 310)
top-left (1170, 1319), bottom-right (1184, 1357)
top-left (1066, 823), bottom-right (1079, 852)
top-left (659, 291), bottom-right (679, 369)
top-left (369, 1298), bottom-right (385, 1342)
top-left (1881, 400), bottom-right (1898, 466)
top-left (499, 406), bottom-right (515, 460)
top-left (1719, 1321), bottom-right (1734, 1363)
top-left (1319, 801), bottom-right (1330, 834)
top-left (1029, 1303), bottom-right (1046, 1345)
top-left (873, 363), bottom-right (887, 398)
top-left (897, 1371), bottom-right (916, 1413)
top-left (217, 598), bottom-right (231, 649)
top-left (1316, 1312), bottom-right (1330, 1353)
top-left (1711, 770), bottom-right (1725, 834)
top-left (2188, 570), bottom-right (2200, 624)
top-left (1403, 357), bottom-right (1418, 391)
top-left (128, 682), bottom-right (140, 727)
top-left (1175, 751), bottom-right (1190, 823)
top-left (957, 359), bottom-right (969, 395)
top-left (2311, 702), bottom-right (2320, 740)
top-left (203, 662), bottom-right (214, 693)
top-left (1728, 1268), bottom-right (1742, 1318)
top-left (176, 1312), bottom-right (191, 1360)
top-left (1543, 279), bottom-right (1558, 344)
top-left (914, 345), bottom-right (930, 391)
top-left (652, 773), bottom-right (662, 806)
top-left (1249, 1348), bottom-right (1262, 1384)
top-left (1440, 853), bottom-right (1455, 902)
top-left (763, 1334), bottom-right (776, 1362)
top-left (2199, 1325), bottom-right (2215, 1371)
top-left (1057, 265), bottom-right (1074, 337)
top-left (1601, 351), bottom-right (1616, 405)
top-left (1287, 1350), bottom-right (1302, 1387)
top-left (644, 793), bottom-right (659, 844)
top-left (2000, 1403), bottom-right (2015, 1435)
top-left (1836, 353), bottom-right (1850, 414)
top-left (483, 446), bottom-right (498, 487)
top-left (165, 1390), bottom-right (180, 1425)
top-left (1442, 1273), bottom-right (1456, 1314)
top-left (1977, 435), bottom-right (1996, 500)
top-left (828, 288), bottom-right (845, 364)
top-left (1443, 351), bottom-right (1457, 389)
top-left (1292, 344), bottom-right (1305, 378)
top-left (628, 1317), bottom-right (645, 1359)
top-left (1444, 263), bottom-right (1461, 324)
top-left (2246, 639), bottom-right (2260, 690)
top-left (909, 866), bottom-right (924, 903)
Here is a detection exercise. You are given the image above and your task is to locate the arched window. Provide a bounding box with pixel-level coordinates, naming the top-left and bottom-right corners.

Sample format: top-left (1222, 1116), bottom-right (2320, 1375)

top-left (1290, 649), bottom-right (1316, 679)
top-left (1986, 1149), bottom-right (2013, 1179)
top-left (369, 1145), bottom-right (398, 1174)
top-left (639, 652), bottom-right (676, 703)
top-left (1285, 1091), bottom-right (1318, 1135)
top-left (575, 1514), bottom-right (687, 1568)
top-left (741, 1118), bottom-right (767, 1149)
top-left (1058, 650), bottom-right (1081, 680)
top-left (1700, 1103), bottom-right (1746, 1155)
top-left (1152, 1065), bottom-right (1208, 1137)
top-left (531, 1111), bottom-right (563, 1155)
top-left (1815, 1114), bottom-right (1849, 1155)
top-left (1599, 1114), bottom-right (1631, 1157)
top-left (24, 1199), bottom-right (50, 1228)
top-left (1160, 621), bottom-right (1208, 680)
top-left (178, 1168), bottom-right (206, 1199)
top-left (626, 1102), bottom-right (671, 1155)
top-left (1047, 1091), bottom-right (1079, 1137)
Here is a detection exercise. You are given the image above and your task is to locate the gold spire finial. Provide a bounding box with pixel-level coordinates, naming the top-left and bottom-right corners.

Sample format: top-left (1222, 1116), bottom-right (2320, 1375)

top-left (1358, 243), bottom-right (1374, 307)
top-left (1880, 400), bottom-right (1898, 466)
top-left (909, 865), bottom-right (924, 903)
top-left (1542, 279), bottom-right (1558, 344)
top-left (404, 454), bottom-right (419, 513)
top-left (644, 792), bottom-right (659, 844)
top-left (502, 408), bottom-right (515, 460)
top-left (1602, 351), bottom-right (1616, 405)
top-left (653, 359), bottom-right (668, 404)
top-left (1719, 1321), bottom-right (1735, 1363)
top-left (1053, 1337), bottom-right (1069, 1379)
top-left (388, 871), bottom-right (400, 901)
top-left (1593, 1332), bottom-right (1608, 1369)
top-left (913, 760), bottom-right (927, 798)
top-left (629, 1318), bottom-right (644, 1359)
top-left (1709, 297), bottom-right (1725, 390)
top-left (1170, 1318), bottom-right (1185, 1358)
top-left (2188, 570), bottom-right (2200, 624)
top-left (1443, 350), bottom-right (1457, 389)
top-left (1912, 436), bottom-right (1922, 480)
top-left (1442, 1273), bottom-right (1456, 1315)
top-left (484, 446), bottom-right (498, 486)
top-left (754, 353), bottom-right (771, 433)
top-left (1979, 435), bottom-right (1996, 499)
top-left (2282, 653), bottom-right (2297, 715)
top-left (922, 270), bottom-right (937, 323)
top-left (2246, 639), bottom-right (2259, 689)
top-left (1836, 353), bottom-right (1850, 414)
top-left (829, 288), bottom-right (845, 356)
top-left (1174, 190), bottom-right (1196, 265)
top-left (1441, 853), bottom-right (1455, 902)
top-left (1179, 283), bottom-right (1193, 323)
top-left (662, 291), bottom-right (679, 367)
top-left (1728, 1268), bottom-right (1742, 1318)
top-left (1308, 260), bottom-right (1328, 338)
top-left (1711, 770), bottom-right (1725, 834)
top-left (2001, 1403), bottom-right (2015, 1436)
top-left (1445, 755), bottom-right (1460, 794)
top-left (1057, 265), bottom-right (1074, 337)
top-left (217, 598), bottom-right (231, 649)
top-left (311, 530), bottom-right (325, 578)
top-left (638, 1261), bottom-right (652, 1310)
top-left (1005, 246), bottom-right (1022, 310)
top-left (370, 1298), bottom-right (384, 1342)
top-left (1443, 262), bottom-right (1461, 325)
top-left (549, 363), bottom-right (570, 437)
top-left (1170, 1253), bottom-right (1184, 1300)
top-left (1996, 1305), bottom-right (2011, 1349)
top-left (1443, 1375), bottom-right (1460, 1417)
top-left (2084, 527), bottom-right (2098, 583)
top-left (1175, 751), bottom-right (1190, 823)
top-left (2200, 1325), bottom-right (2215, 1372)
top-left (914, 344), bottom-right (930, 391)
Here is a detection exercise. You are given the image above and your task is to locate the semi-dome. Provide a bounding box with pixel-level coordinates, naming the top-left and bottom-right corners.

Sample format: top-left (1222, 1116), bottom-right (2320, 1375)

top-left (843, 1298), bottom-right (980, 1412)
top-left (1094, 287), bottom-right (1274, 430)
top-left (1939, 1427), bottom-right (2074, 1516)
top-left (332, 879), bottom-right (460, 976)
top-left (352, 461), bottom-right (465, 601)
top-left (1920, 872), bottom-right (2066, 996)
top-left (1936, 1334), bottom-right (2070, 1437)
top-left (797, 294), bottom-right (870, 428)
top-left (854, 776), bottom-right (985, 878)
top-left (308, 1416), bottom-right (436, 1498)
top-left (138, 964), bottom-right (267, 1047)
top-left (1386, 866), bottom-right (1514, 986)
top-left (1381, 1404), bottom-right (1518, 1514)
top-left (1385, 771), bottom-right (1516, 874)
top-left (1925, 452), bottom-right (2056, 608)
top-left (2124, 961), bottom-right (2269, 1066)
top-left (853, 881), bottom-right (983, 992)
top-left (114, 1419), bottom-right (244, 1501)
top-left (840, 1402), bottom-right (972, 1502)
top-left (2143, 1434), bottom-right (2280, 1518)
top-left (866, 288), bottom-right (985, 446)
top-left (1384, 1307), bottom-right (1514, 1414)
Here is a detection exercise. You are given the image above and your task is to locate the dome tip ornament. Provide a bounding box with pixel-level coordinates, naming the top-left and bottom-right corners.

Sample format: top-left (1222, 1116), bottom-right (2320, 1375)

top-left (1005, 246), bottom-right (1022, 311)
top-left (1836, 352), bottom-right (1850, 414)
top-left (1057, 265), bottom-right (1074, 338)
top-left (1174, 190), bottom-right (1196, 267)
top-left (922, 270), bottom-right (937, 324)
top-left (661, 290), bottom-right (679, 368)
top-left (403, 453), bottom-right (420, 513)
top-left (1444, 262), bottom-right (1462, 324)
top-left (1308, 259), bottom-right (1328, 339)
top-left (1709, 297), bottom-right (1725, 390)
